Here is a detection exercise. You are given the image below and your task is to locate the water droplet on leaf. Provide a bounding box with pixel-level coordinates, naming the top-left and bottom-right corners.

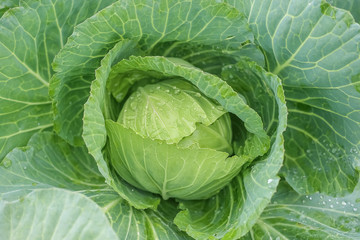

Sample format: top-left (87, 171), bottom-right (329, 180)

top-left (2, 159), bottom-right (12, 168)
top-left (130, 102), bottom-right (137, 110)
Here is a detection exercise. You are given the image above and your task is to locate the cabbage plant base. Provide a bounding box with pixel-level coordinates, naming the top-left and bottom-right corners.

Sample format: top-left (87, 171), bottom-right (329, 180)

top-left (0, 0), bottom-right (359, 239)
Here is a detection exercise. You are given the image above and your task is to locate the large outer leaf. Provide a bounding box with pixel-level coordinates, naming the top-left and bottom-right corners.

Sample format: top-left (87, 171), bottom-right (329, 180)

top-left (244, 181), bottom-right (360, 239)
top-left (235, 0), bottom-right (360, 195)
top-left (174, 60), bottom-right (287, 239)
top-left (0, 132), bottom-right (190, 239)
top-left (51, 0), bottom-right (253, 145)
top-left (0, 189), bottom-right (118, 240)
top-left (0, 0), bottom-right (116, 160)
top-left (0, 132), bottom-right (107, 200)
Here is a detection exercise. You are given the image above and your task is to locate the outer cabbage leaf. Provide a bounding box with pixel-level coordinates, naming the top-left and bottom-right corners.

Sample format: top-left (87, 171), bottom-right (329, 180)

top-left (0, 189), bottom-right (118, 240)
top-left (174, 60), bottom-right (287, 239)
top-left (0, 0), bottom-right (116, 160)
top-left (51, 0), bottom-right (253, 145)
top-left (0, 133), bottom-right (107, 200)
top-left (243, 181), bottom-right (360, 240)
top-left (0, 132), bottom-right (190, 239)
top-left (235, 0), bottom-right (360, 196)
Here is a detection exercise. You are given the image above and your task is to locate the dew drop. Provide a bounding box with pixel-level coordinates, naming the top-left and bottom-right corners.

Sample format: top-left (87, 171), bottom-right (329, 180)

top-left (353, 208), bottom-right (358, 212)
top-left (330, 204), bottom-right (334, 208)
top-left (174, 89), bottom-right (181, 95)
top-left (130, 102), bottom-right (137, 110)
top-left (216, 106), bottom-right (224, 111)
top-left (341, 201), bottom-right (347, 206)
top-left (352, 158), bottom-right (360, 171)
top-left (23, 166), bottom-right (27, 170)
top-left (157, 101), bottom-right (165, 106)
top-left (2, 159), bottom-right (12, 168)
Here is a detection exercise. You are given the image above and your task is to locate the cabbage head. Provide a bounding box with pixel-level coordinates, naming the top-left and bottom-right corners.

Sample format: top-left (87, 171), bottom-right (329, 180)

top-left (107, 78), bottom-right (240, 200)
